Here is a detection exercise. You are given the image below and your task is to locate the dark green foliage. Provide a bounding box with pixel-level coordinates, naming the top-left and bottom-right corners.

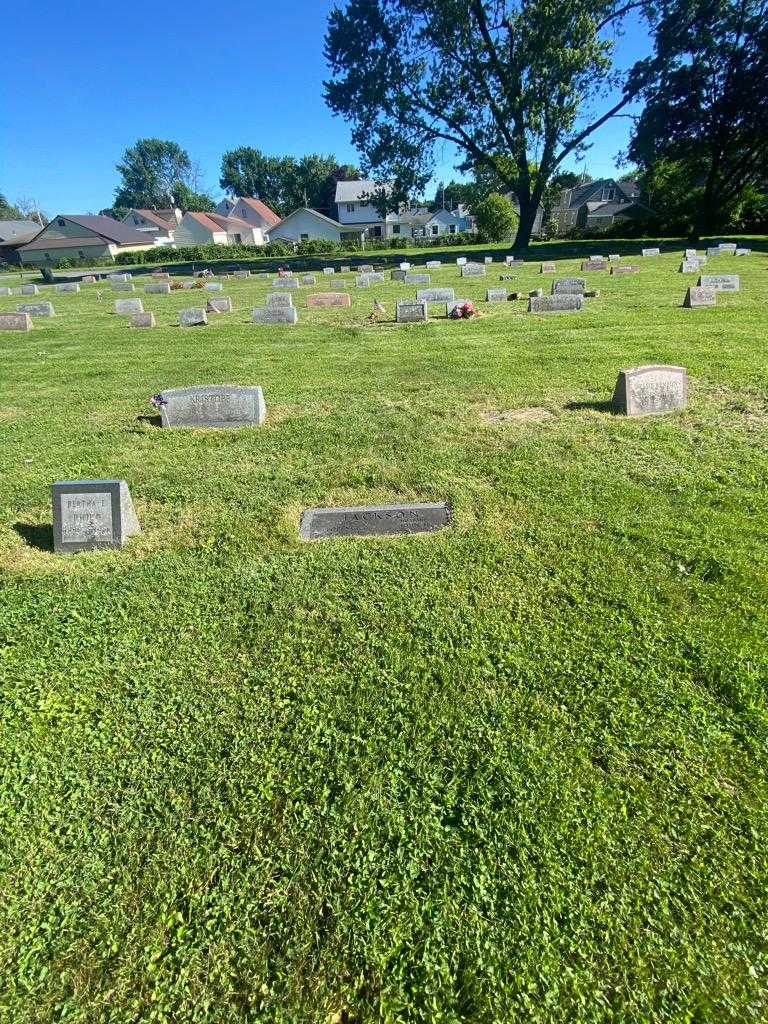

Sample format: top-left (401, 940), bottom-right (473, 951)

top-left (114, 138), bottom-right (193, 209)
top-left (219, 149), bottom-right (358, 217)
top-left (474, 193), bottom-right (518, 242)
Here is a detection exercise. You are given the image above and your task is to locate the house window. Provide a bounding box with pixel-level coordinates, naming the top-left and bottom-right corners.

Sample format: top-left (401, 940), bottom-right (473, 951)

top-left (392, 224), bottom-right (401, 235)
top-left (78, 250), bottom-right (84, 258)
top-left (431, 225), bottom-right (439, 236)
top-left (233, 233), bottom-right (242, 244)
top-left (346, 203), bottom-right (355, 213)
top-left (448, 224), bottom-right (456, 234)
top-left (300, 233), bottom-right (309, 241)
top-left (370, 225), bottom-right (382, 238)
top-left (57, 219), bottom-right (66, 227)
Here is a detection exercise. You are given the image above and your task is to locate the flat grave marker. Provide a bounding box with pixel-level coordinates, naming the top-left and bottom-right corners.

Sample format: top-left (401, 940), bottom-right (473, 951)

top-left (610, 265), bottom-right (639, 275)
top-left (307, 292), bottom-right (351, 307)
top-left (301, 275), bottom-right (317, 285)
top-left (156, 385), bottom-right (266, 428)
top-left (300, 501), bottom-right (451, 541)
top-left (417, 288), bottom-right (455, 303)
top-left (529, 294), bottom-right (583, 313)
top-left (272, 278), bottom-right (299, 289)
top-left (404, 273), bottom-right (430, 285)
top-left (487, 288), bottom-right (508, 302)
top-left (17, 301), bottom-right (55, 317)
top-left (461, 263), bottom-right (486, 277)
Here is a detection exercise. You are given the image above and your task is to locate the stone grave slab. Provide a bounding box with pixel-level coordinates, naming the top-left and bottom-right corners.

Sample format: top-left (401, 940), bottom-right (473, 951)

top-left (581, 260), bottom-right (607, 271)
top-left (179, 307), bottom-right (207, 327)
top-left (541, 262), bottom-right (556, 273)
top-left (417, 288), bottom-right (455, 303)
top-left (610, 265), bottom-right (639, 275)
top-left (487, 289), bottom-right (508, 302)
top-left (323, 267), bottom-right (335, 275)
top-left (529, 294), bottom-right (583, 313)
top-left (735, 248), bottom-right (751, 256)
top-left (552, 277), bottom-right (586, 295)
top-left (203, 282), bottom-right (223, 291)
top-left (699, 274), bottom-right (739, 292)
top-left (706, 247), bottom-right (720, 257)
top-left (233, 270), bottom-right (251, 278)
top-left (301, 275), bottom-right (317, 285)
top-left (390, 270), bottom-right (407, 282)
top-left (683, 287), bottom-right (716, 308)
top-left (145, 282), bottom-right (172, 294)
top-left (52, 479), bottom-right (140, 554)
top-left (399, 263), bottom-right (411, 270)
top-left (20, 284), bottom-right (39, 295)
top-left (207, 297), bottom-right (233, 313)
top-left (157, 385), bottom-right (266, 429)
top-left (115, 298), bottom-right (143, 316)
top-left (0, 313), bottom-right (32, 331)
top-left (0, 286), bottom-right (12, 295)
top-left (456, 257), bottom-right (467, 266)
top-left (404, 273), bottom-right (430, 284)
top-left (505, 257), bottom-right (524, 267)
top-left (111, 281), bottom-right (135, 292)
top-left (461, 263), bottom-right (485, 277)
top-left (396, 299), bottom-right (428, 323)
top-left (358, 264), bottom-right (374, 273)
top-left (252, 306), bottom-right (299, 324)
top-left (307, 292), bottom-right (351, 307)
top-left (82, 275), bottom-right (96, 284)
top-left (55, 283), bottom-right (80, 293)
top-left (17, 301), bottom-right (55, 317)
top-left (266, 292), bottom-right (294, 307)
top-left (425, 261), bottom-right (442, 269)
top-left (484, 257), bottom-right (493, 264)
top-left (680, 261), bottom-right (701, 273)
top-left (641, 247), bottom-right (661, 256)
top-left (340, 265), bottom-right (351, 273)
top-left (271, 278), bottom-right (299, 289)
top-left (151, 272), bottom-right (171, 280)
top-left (130, 312), bottom-right (155, 328)
top-left (612, 365), bottom-right (687, 416)
top-left (608, 254), bottom-right (621, 262)
top-left (300, 501), bottom-right (451, 541)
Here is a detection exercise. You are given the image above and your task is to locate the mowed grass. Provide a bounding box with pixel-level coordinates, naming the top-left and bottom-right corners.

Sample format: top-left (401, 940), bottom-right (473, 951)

top-left (1, 241), bottom-right (767, 1023)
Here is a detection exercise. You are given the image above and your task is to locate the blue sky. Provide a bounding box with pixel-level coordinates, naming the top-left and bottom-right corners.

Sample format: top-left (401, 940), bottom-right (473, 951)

top-left (3, 1), bottom-right (652, 216)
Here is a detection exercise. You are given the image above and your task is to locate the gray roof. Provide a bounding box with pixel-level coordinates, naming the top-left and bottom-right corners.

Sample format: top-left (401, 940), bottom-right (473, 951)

top-left (565, 178), bottom-right (640, 210)
top-left (334, 179), bottom-right (393, 203)
top-left (0, 219), bottom-right (41, 244)
top-left (61, 214), bottom-right (150, 244)
top-left (268, 207), bottom-right (348, 233)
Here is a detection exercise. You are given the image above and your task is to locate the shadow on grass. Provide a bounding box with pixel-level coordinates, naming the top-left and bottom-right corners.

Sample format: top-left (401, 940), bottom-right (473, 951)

top-left (13, 523), bottom-right (54, 551)
top-left (564, 399), bottom-right (615, 414)
top-left (134, 414), bottom-right (162, 428)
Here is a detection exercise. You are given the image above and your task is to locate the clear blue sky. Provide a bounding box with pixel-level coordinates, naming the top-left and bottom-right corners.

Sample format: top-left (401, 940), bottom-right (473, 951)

top-left (3, 1), bottom-right (652, 216)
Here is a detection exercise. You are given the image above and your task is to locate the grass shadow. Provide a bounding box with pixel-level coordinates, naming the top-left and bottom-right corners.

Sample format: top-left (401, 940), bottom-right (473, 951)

top-left (564, 399), bottom-right (615, 414)
top-left (13, 523), bottom-right (54, 551)
top-left (134, 414), bottom-right (162, 428)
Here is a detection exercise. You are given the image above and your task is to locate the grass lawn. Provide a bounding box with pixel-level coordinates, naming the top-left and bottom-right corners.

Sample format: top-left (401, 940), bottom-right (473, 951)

top-left (1, 241), bottom-right (767, 1022)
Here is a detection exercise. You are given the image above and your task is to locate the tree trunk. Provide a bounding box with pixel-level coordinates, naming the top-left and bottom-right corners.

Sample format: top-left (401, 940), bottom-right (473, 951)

top-left (513, 200), bottom-right (538, 253)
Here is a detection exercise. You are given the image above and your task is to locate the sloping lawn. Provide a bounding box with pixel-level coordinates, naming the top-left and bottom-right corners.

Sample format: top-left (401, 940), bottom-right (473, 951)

top-left (1, 242), bottom-right (767, 1022)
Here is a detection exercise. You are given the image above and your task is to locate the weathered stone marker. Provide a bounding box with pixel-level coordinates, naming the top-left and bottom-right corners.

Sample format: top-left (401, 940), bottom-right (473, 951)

top-left (541, 262), bottom-right (556, 273)
top-left (484, 256), bottom-right (493, 264)
top-left (20, 284), bottom-right (39, 295)
top-left (17, 301), bottom-right (55, 317)
top-left (359, 272), bottom-right (385, 285)
top-left (179, 307), bottom-right (207, 327)
top-left (417, 288), bottom-right (455, 303)
top-left (203, 282), bottom-right (223, 291)
top-left (207, 297), bottom-right (233, 313)
top-left (358, 264), bottom-right (374, 273)
top-left (505, 257), bottom-right (525, 267)
top-left (252, 306), bottom-right (299, 324)
top-left (307, 292), bottom-right (352, 307)
top-left (233, 270), bottom-right (251, 278)
top-left (404, 273), bottom-right (430, 284)
top-left (82, 275), bottom-right (96, 284)
top-left (456, 257), bottom-right (467, 266)
top-left (683, 286), bottom-right (716, 308)
top-left (399, 263), bottom-right (411, 270)
top-left (157, 385), bottom-right (266, 428)
top-left (151, 272), bottom-right (171, 280)
top-left (581, 260), bottom-right (607, 271)
top-left (396, 299), bottom-right (428, 322)
top-left (340, 265), bottom-right (351, 273)
top-left (272, 278), bottom-right (299, 289)
top-left (108, 272), bottom-right (131, 281)
top-left (612, 365), bottom-right (687, 416)
top-left (699, 274), bottom-right (739, 292)
top-left (706, 247), bottom-right (720, 257)
top-left (552, 277), bottom-right (586, 295)
top-left (266, 292), bottom-right (294, 307)
top-left (111, 281), bottom-right (135, 292)
top-left (735, 248), bottom-right (751, 256)
top-left (680, 261), bottom-right (701, 273)
top-left (610, 265), bottom-right (639, 275)
top-left (718, 243), bottom-right (737, 253)
top-left (130, 312), bottom-right (155, 328)
top-left (487, 288), bottom-right (508, 302)
top-left (608, 254), bottom-right (621, 262)
top-left (0, 313), bottom-right (32, 331)
top-left (425, 260), bottom-right (442, 269)
top-left (145, 282), bottom-right (172, 294)
top-left (55, 282), bottom-right (80, 293)
top-left (300, 501), bottom-right (451, 541)
top-left (323, 267), bottom-right (335, 275)
top-left (390, 270), bottom-right (407, 282)
top-left (529, 294), bottom-right (583, 313)
top-left (115, 298), bottom-right (144, 316)
top-left (52, 479), bottom-right (140, 554)
top-left (301, 275), bottom-right (317, 285)
top-left (641, 247), bottom-right (660, 256)
top-left (461, 263), bottom-right (486, 277)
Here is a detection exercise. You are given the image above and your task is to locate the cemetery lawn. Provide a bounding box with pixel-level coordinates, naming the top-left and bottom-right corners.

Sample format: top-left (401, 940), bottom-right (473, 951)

top-left (1, 242), bottom-right (767, 1023)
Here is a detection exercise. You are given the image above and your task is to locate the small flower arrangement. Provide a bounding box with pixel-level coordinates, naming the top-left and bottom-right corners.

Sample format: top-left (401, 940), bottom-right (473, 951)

top-left (150, 394), bottom-right (167, 409)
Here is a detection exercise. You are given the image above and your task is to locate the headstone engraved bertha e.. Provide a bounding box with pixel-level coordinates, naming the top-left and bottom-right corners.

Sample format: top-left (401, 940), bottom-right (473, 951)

top-left (157, 385), bottom-right (266, 428)
top-left (612, 365), bottom-right (687, 416)
top-left (300, 501), bottom-right (451, 540)
top-left (699, 274), bottom-right (739, 292)
top-left (52, 479), bottom-right (140, 554)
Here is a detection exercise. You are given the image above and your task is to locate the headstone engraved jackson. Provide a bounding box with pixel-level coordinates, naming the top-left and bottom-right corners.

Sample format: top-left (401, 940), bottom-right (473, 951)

top-left (156, 385), bottom-right (266, 428)
top-left (612, 365), bottom-right (687, 416)
top-left (52, 480), bottom-right (140, 554)
top-left (300, 501), bottom-right (451, 540)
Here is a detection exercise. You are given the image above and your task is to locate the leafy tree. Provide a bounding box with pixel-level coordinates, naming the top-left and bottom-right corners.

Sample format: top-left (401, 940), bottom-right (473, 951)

top-left (474, 192), bottom-right (518, 241)
top-left (114, 138), bottom-right (192, 208)
top-left (99, 206), bottom-right (131, 221)
top-left (220, 149), bottom-right (360, 217)
top-left (324, 0), bottom-right (655, 250)
top-left (173, 183), bottom-right (216, 213)
top-left (0, 193), bottom-right (23, 220)
top-left (628, 0), bottom-right (768, 238)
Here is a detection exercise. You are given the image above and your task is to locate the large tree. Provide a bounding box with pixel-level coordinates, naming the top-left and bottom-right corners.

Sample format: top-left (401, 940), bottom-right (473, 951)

top-left (114, 138), bottom-right (192, 209)
top-left (324, 0), bottom-right (656, 250)
top-left (219, 149), bottom-right (357, 216)
top-left (628, 0), bottom-right (768, 238)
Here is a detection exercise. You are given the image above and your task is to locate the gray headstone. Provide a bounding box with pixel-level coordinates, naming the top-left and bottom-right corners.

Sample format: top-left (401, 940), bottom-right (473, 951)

top-left (399, 262), bottom-right (411, 270)
top-left (52, 479), bottom-right (140, 554)
top-left (300, 501), bottom-right (451, 541)
top-left (446, 299), bottom-right (472, 315)
top-left (612, 365), bottom-right (687, 416)
top-left (17, 301), bottom-right (55, 317)
top-left (266, 292), bottom-right (294, 307)
top-left (115, 298), bottom-right (144, 316)
top-left (425, 261), bottom-right (442, 269)
top-left (581, 260), bottom-right (607, 271)
top-left (233, 270), bottom-right (251, 278)
top-left (685, 249), bottom-right (698, 259)
top-left (529, 294), bottom-right (583, 313)
top-left (55, 282), bottom-right (80, 293)
top-left (484, 256), bottom-right (493, 264)
top-left (271, 278), bottom-right (299, 289)
top-left (404, 273), bottom-right (430, 284)
top-left (390, 270), bottom-right (407, 282)
top-left (461, 263), bottom-right (486, 277)
top-left (145, 282), bottom-right (172, 294)
top-left (256, 272), bottom-right (271, 279)
top-left (0, 286), bottom-right (12, 295)
top-left (683, 286), bottom-right (716, 308)
top-left (417, 288), bottom-right (455, 303)
top-left (301, 275), bottom-right (317, 285)
top-left (151, 272), bottom-right (170, 280)
top-left (307, 292), bottom-right (352, 307)
top-left (735, 248), bottom-right (751, 256)
top-left (505, 258), bottom-right (524, 267)
top-left (680, 261), bottom-right (701, 273)
top-left (179, 307), bottom-right (207, 327)
top-left (396, 299), bottom-right (428, 323)
top-left (356, 276), bottom-right (371, 288)
top-left (608, 254), bottom-right (621, 262)
top-left (182, 281), bottom-right (197, 289)
top-left (323, 267), bottom-right (335, 275)
top-left (718, 243), bottom-right (737, 253)
top-left (130, 312), bottom-right (155, 328)
top-left (203, 282), bottom-right (222, 291)
top-left (107, 273), bottom-right (131, 281)
top-left (552, 277), bottom-right (586, 295)
top-left (0, 312), bottom-right (32, 331)
top-left (340, 265), bottom-right (351, 273)
top-left (610, 265), bottom-right (639, 275)
top-left (111, 281), bottom-right (135, 292)
top-left (358, 264), bottom-right (374, 273)
top-left (589, 254), bottom-right (605, 261)
top-left (20, 284), bottom-right (39, 295)
top-left (486, 288), bottom-right (508, 302)
top-left (456, 257), bottom-right (467, 266)
top-left (207, 297), bottom-right (233, 313)
top-left (699, 274), bottom-right (739, 292)
top-left (541, 262), bottom-right (556, 274)
top-left (157, 385), bottom-right (266, 428)
top-left (82, 275), bottom-right (96, 284)
top-left (252, 305), bottom-right (299, 324)
top-left (641, 247), bottom-right (660, 257)
top-left (706, 247), bottom-right (720, 257)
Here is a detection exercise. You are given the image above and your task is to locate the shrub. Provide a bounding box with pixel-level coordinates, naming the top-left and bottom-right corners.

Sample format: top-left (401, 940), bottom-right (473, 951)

top-left (474, 194), bottom-right (518, 242)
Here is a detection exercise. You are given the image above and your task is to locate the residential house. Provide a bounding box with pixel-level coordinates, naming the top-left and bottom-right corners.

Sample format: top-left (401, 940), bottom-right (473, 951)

top-left (395, 206), bottom-right (474, 239)
top-left (121, 208), bottom-right (180, 243)
top-left (227, 197), bottom-right (281, 234)
top-left (0, 219), bottom-right (44, 264)
top-left (335, 179), bottom-right (393, 238)
top-left (215, 197), bottom-right (238, 217)
top-left (554, 178), bottom-right (650, 234)
top-left (173, 212), bottom-right (265, 247)
top-left (265, 207), bottom-right (364, 245)
top-left (17, 214), bottom-right (156, 266)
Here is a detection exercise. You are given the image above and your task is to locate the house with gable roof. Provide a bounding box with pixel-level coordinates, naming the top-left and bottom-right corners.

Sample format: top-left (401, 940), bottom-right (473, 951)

top-left (173, 211), bottom-right (265, 247)
top-left (121, 208), bottom-right (181, 243)
top-left (17, 214), bottom-right (157, 265)
top-left (554, 178), bottom-right (652, 234)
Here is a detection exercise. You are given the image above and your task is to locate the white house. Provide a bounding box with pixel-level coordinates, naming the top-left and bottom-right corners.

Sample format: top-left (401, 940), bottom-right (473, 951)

top-left (227, 197), bottom-right (281, 233)
top-left (266, 207), bottom-right (363, 245)
top-left (121, 208), bottom-right (180, 244)
top-left (215, 197), bottom-right (238, 216)
top-left (174, 212), bottom-right (265, 247)
top-left (335, 179), bottom-right (394, 238)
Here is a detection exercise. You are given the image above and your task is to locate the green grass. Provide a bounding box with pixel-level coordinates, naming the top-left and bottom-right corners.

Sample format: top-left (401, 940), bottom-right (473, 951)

top-left (1, 240), bottom-right (767, 1023)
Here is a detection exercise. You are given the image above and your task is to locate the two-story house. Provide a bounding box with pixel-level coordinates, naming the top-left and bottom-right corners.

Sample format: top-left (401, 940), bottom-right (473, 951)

top-left (121, 208), bottom-right (181, 244)
top-left (335, 179), bottom-right (393, 238)
top-left (555, 178), bottom-right (651, 234)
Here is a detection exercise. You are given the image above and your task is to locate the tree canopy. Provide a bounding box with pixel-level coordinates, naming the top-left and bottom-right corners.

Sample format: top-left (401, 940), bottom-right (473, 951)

top-left (474, 192), bottom-right (519, 241)
top-left (325, 0), bottom-right (655, 249)
top-left (628, 0), bottom-right (768, 237)
top-left (114, 139), bottom-right (193, 209)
